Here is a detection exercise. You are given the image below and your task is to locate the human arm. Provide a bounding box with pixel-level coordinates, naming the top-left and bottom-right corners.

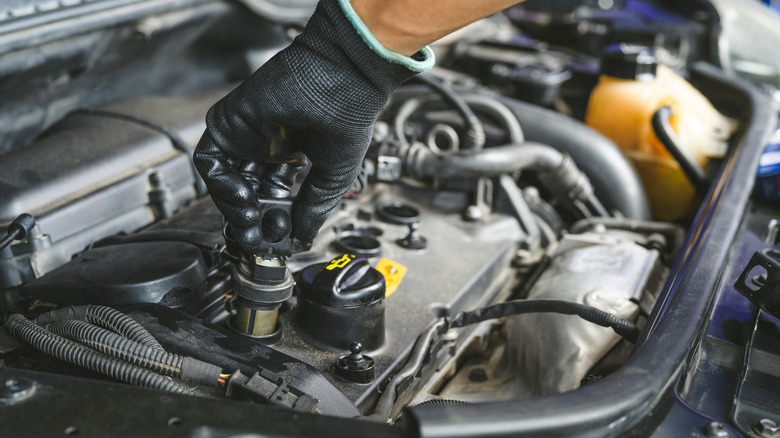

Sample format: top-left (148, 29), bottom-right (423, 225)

top-left (352, 0), bottom-right (523, 56)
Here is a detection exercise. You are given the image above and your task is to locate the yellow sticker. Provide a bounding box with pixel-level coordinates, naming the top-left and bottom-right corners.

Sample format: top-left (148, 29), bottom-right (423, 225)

top-left (375, 258), bottom-right (407, 297)
top-left (325, 254), bottom-right (355, 271)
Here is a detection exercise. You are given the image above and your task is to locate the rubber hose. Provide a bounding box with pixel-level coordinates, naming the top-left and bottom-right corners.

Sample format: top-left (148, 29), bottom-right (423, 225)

top-left (48, 320), bottom-right (220, 386)
top-left (0, 326), bottom-right (23, 353)
top-left (390, 86), bottom-right (649, 219)
top-left (406, 141), bottom-right (564, 179)
top-left (411, 75), bottom-right (486, 150)
top-left (35, 305), bottom-right (163, 351)
top-left (448, 299), bottom-right (640, 343)
top-left (460, 94), bottom-right (525, 144)
top-left (651, 106), bottom-right (709, 195)
top-left (394, 98), bottom-right (423, 146)
top-left (6, 314), bottom-right (190, 394)
top-left (487, 93), bottom-right (650, 219)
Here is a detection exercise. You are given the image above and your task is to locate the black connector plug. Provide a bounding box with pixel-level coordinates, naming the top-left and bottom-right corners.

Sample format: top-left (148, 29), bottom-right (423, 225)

top-left (0, 213), bottom-right (35, 251)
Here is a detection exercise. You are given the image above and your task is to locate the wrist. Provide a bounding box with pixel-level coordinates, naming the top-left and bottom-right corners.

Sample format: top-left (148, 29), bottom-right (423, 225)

top-left (338, 0), bottom-right (434, 72)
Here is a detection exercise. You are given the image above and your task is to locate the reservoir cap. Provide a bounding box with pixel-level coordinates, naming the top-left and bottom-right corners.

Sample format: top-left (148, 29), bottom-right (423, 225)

top-left (601, 44), bottom-right (658, 81)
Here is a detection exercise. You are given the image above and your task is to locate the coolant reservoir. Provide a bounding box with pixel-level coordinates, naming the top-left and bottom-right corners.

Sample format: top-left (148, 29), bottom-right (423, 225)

top-left (585, 45), bottom-right (737, 221)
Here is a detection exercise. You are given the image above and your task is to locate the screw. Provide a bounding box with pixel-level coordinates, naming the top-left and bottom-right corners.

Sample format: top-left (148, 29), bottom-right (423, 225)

top-left (754, 419), bottom-right (780, 438)
top-left (704, 421), bottom-right (728, 437)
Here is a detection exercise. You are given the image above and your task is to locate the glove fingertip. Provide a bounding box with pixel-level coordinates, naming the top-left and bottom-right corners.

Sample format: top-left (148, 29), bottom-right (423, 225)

top-left (292, 200), bottom-right (332, 243)
top-left (233, 226), bottom-right (263, 253)
top-left (292, 212), bottom-right (320, 243)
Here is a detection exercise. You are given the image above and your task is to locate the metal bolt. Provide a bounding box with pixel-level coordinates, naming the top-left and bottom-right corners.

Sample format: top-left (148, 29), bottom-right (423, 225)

top-left (754, 419), bottom-right (780, 438)
top-left (440, 329), bottom-right (459, 342)
top-left (703, 421), bottom-right (728, 437)
top-left (766, 219), bottom-right (778, 244)
top-left (463, 205), bottom-right (484, 222)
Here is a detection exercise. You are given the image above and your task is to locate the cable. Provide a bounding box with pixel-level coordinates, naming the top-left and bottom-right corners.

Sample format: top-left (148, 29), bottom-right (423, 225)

top-left (34, 305), bottom-right (164, 351)
top-left (447, 299), bottom-right (640, 343)
top-left (5, 314), bottom-right (191, 394)
top-left (0, 214), bottom-right (35, 252)
top-left (72, 108), bottom-right (207, 196)
top-left (651, 106), bottom-right (709, 195)
top-left (48, 320), bottom-right (221, 386)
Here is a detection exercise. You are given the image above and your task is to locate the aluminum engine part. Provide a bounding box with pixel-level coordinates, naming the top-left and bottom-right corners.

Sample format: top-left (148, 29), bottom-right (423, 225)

top-left (513, 231), bottom-right (664, 395)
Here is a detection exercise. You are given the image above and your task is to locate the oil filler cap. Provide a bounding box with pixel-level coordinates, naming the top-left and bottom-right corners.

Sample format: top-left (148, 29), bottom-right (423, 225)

top-left (296, 255), bottom-right (387, 350)
top-left (298, 255), bottom-right (385, 307)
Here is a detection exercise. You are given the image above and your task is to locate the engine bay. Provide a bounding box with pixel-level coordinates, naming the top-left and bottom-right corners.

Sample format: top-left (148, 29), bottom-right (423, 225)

top-left (0, 1), bottom-right (777, 436)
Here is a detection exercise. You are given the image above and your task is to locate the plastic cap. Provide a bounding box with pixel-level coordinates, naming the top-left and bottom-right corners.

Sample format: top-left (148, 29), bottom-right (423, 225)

top-left (600, 44), bottom-right (658, 81)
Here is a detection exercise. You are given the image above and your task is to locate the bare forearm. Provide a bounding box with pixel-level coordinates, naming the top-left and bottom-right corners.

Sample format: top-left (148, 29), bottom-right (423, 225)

top-left (351, 0), bottom-right (522, 56)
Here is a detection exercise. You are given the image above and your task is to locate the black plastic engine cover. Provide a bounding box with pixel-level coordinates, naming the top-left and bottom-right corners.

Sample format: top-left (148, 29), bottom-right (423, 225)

top-left (21, 242), bottom-right (207, 309)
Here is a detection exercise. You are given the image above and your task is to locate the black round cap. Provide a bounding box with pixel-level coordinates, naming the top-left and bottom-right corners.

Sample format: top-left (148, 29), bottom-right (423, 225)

top-left (298, 255), bottom-right (385, 307)
top-left (600, 44), bottom-right (658, 81)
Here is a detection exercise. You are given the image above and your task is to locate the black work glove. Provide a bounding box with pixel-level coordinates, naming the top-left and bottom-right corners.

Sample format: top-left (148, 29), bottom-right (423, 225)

top-left (193, 0), bottom-right (430, 252)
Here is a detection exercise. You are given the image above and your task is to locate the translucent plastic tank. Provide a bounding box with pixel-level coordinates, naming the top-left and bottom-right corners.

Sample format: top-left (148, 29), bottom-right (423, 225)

top-left (585, 45), bottom-right (736, 221)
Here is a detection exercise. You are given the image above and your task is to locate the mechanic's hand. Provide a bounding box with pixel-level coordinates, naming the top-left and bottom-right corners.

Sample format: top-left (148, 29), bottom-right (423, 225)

top-left (193, 0), bottom-right (432, 252)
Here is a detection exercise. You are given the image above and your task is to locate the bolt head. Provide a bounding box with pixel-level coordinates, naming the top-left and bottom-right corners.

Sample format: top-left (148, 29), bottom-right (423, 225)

top-left (463, 205), bottom-right (484, 222)
top-left (704, 421), bottom-right (729, 438)
top-left (754, 419), bottom-right (780, 438)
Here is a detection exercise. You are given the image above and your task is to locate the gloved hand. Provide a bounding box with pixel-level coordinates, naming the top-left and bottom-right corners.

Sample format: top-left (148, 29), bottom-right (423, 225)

top-left (193, 0), bottom-right (433, 252)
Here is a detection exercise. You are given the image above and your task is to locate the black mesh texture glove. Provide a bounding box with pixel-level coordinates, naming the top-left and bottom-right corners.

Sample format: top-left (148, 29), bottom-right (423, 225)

top-left (193, 0), bottom-right (424, 252)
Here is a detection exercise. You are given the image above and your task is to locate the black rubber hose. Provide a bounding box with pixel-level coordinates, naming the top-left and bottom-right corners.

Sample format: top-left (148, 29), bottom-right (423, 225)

top-left (448, 299), bottom-right (640, 343)
top-left (5, 314), bottom-right (190, 394)
top-left (651, 106), bottom-right (710, 195)
top-left (406, 141), bottom-right (564, 179)
top-left (0, 213), bottom-right (35, 251)
top-left (406, 141), bottom-right (602, 217)
top-left (34, 305), bottom-right (163, 351)
top-left (411, 75), bottom-right (486, 150)
top-left (494, 95), bottom-right (651, 220)
top-left (0, 233), bottom-right (15, 253)
top-left (460, 94), bottom-right (524, 143)
top-left (389, 86), bottom-right (649, 219)
top-left (47, 320), bottom-right (221, 386)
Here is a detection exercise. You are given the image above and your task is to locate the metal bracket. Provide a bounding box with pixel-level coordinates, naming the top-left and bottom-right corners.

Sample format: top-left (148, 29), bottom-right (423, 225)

top-left (734, 249), bottom-right (780, 319)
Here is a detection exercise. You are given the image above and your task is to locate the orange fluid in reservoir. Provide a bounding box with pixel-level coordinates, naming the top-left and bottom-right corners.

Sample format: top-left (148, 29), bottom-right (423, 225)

top-left (585, 65), bottom-right (736, 221)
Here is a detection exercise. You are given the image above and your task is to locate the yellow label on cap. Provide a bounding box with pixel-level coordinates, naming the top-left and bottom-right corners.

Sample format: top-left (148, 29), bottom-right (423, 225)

top-left (325, 254), bottom-right (355, 271)
top-left (375, 258), bottom-right (407, 297)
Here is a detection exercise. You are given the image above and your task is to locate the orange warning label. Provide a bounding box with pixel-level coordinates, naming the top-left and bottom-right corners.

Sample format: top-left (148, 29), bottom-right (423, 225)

top-left (375, 258), bottom-right (407, 297)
